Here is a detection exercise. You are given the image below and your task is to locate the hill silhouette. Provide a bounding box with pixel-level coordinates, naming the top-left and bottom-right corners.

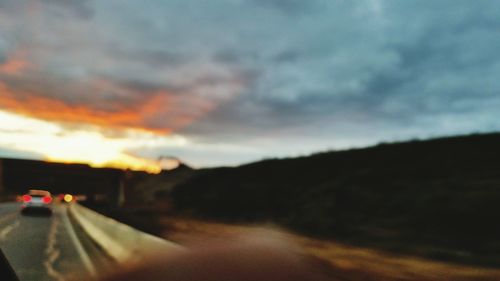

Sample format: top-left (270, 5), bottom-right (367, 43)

top-left (171, 133), bottom-right (500, 266)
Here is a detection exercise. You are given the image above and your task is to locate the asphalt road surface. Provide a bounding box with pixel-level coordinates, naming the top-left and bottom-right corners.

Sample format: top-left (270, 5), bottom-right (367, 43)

top-left (0, 202), bottom-right (115, 281)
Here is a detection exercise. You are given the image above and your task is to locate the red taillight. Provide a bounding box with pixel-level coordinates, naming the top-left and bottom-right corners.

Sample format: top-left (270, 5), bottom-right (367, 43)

top-left (22, 195), bottom-right (32, 202)
top-left (42, 196), bottom-right (52, 204)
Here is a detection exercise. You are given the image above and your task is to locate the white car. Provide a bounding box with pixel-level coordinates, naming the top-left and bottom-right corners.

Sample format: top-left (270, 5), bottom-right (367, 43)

top-left (21, 189), bottom-right (53, 215)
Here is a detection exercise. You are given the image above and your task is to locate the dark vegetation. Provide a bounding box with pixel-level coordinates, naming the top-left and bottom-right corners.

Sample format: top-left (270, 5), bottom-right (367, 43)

top-left (170, 133), bottom-right (500, 266)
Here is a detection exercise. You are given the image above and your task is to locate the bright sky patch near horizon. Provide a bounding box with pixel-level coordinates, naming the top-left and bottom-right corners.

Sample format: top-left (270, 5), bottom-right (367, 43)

top-left (0, 0), bottom-right (499, 172)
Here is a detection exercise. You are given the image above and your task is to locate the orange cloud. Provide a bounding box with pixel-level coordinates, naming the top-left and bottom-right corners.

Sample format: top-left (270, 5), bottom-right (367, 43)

top-left (0, 49), bottom-right (32, 75)
top-left (0, 62), bottom-right (243, 136)
top-left (0, 75), bottom-right (229, 136)
top-left (0, 58), bottom-right (31, 75)
top-left (0, 83), bottom-right (196, 134)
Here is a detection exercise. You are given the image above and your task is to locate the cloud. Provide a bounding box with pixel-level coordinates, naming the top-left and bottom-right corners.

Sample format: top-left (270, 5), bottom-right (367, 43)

top-left (251, 0), bottom-right (316, 14)
top-left (0, 146), bottom-right (45, 160)
top-left (0, 58), bottom-right (31, 75)
top-left (39, 0), bottom-right (94, 19)
top-left (0, 75), bottom-right (241, 135)
top-left (180, 1), bottom-right (500, 142)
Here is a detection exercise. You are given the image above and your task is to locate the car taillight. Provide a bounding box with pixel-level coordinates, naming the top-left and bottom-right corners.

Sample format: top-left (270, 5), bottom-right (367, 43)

top-left (42, 196), bottom-right (52, 204)
top-left (22, 195), bottom-right (32, 202)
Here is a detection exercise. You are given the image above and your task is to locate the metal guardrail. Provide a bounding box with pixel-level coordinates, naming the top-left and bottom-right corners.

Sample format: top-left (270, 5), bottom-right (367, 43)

top-left (68, 203), bottom-right (182, 263)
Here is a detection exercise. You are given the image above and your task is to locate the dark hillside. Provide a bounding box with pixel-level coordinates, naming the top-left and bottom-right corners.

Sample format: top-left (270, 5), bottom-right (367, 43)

top-left (171, 133), bottom-right (500, 265)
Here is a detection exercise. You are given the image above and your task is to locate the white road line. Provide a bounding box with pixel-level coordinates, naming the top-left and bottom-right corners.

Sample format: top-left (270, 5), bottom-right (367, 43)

top-left (0, 212), bottom-right (18, 226)
top-left (62, 206), bottom-right (97, 278)
top-left (0, 220), bottom-right (20, 241)
top-left (45, 214), bottom-right (65, 281)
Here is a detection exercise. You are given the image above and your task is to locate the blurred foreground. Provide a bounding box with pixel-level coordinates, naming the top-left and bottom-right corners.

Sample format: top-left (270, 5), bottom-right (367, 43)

top-left (154, 217), bottom-right (500, 281)
top-left (100, 230), bottom-right (331, 281)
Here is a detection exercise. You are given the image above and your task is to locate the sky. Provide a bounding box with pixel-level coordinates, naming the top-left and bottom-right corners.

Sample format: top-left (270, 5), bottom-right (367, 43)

top-left (0, 0), bottom-right (499, 172)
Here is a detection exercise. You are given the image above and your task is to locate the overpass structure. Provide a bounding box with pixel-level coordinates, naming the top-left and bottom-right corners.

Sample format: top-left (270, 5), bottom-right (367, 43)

top-left (0, 158), bottom-right (125, 207)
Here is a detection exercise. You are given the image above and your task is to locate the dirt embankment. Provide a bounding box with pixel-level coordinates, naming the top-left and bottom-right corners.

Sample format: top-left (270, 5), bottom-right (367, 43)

top-left (158, 216), bottom-right (500, 281)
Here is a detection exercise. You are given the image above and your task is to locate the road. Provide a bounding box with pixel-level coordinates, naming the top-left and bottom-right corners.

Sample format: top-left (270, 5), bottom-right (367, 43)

top-left (0, 202), bottom-right (115, 281)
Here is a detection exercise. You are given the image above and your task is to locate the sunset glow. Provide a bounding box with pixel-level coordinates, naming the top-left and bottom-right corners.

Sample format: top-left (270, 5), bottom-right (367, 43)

top-left (0, 110), bottom-right (187, 173)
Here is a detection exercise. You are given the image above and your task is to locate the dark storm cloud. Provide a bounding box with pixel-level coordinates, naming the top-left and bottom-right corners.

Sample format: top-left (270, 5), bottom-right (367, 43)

top-left (181, 0), bottom-right (500, 146)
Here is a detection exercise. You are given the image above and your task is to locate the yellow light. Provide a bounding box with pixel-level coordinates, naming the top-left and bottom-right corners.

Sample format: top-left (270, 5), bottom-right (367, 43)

top-left (64, 194), bottom-right (73, 203)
